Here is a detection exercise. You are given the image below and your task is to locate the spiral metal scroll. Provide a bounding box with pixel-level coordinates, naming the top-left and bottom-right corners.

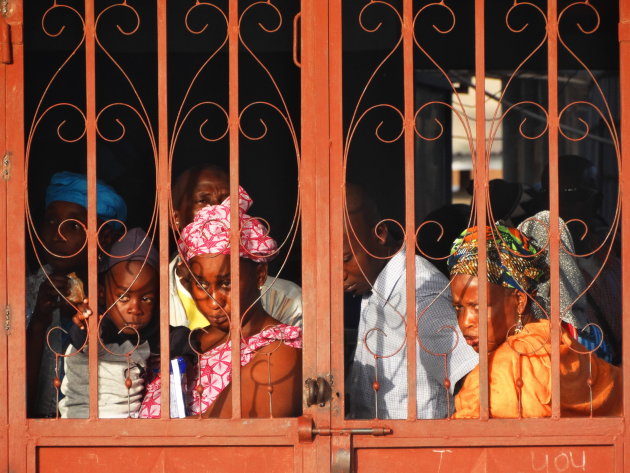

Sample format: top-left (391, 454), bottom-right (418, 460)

top-left (342, 1), bottom-right (405, 420)
top-left (484, 1), bottom-right (620, 417)
top-left (554, 2), bottom-right (621, 380)
top-left (237, 1), bottom-right (301, 331)
top-left (25, 2), bottom-right (89, 418)
top-left (24, 1), bottom-right (164, 418)
top-left (343, 0), bottom-right (621, 420)
top-left (165, 1), bottom-right (234, 352)
top-left (164, 0), bottom-right (302, 419)
top-left (342, 0), bottom-right (469, 419)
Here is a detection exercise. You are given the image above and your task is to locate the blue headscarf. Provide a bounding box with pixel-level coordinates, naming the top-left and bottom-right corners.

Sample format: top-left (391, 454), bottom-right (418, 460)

top-left (45, 171), bottom-right (127, 223)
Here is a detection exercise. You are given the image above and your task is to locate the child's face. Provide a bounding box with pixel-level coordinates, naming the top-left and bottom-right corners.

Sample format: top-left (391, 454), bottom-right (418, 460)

top-left (41, 201), bottom-right (88, 273)
top-left (104, 260), bottom-right (158, 335)
top-left (188, 254), bottom-right (266, 332)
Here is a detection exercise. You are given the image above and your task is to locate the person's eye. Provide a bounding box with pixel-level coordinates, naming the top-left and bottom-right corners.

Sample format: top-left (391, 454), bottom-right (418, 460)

top-left (71, 222), bottom-right (82, 230)
top-left (196, 280), bottom-right (209, 290)
top-left (343, 254), bottom-right (352, 263)
top-left (142, 295), bottom-right (154, 303)
top-left (118, 294), bottom-right (130, 303)
top-left (453, 305), bottom-right (462, 312)
top-left (220, 280), bottom-right (231, 289)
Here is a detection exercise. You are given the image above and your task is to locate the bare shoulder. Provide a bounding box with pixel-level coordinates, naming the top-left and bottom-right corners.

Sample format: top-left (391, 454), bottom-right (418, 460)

top-left (241, 342), bottom-right (303, 418)
top-left (247, 342), bottom-right (302, 381)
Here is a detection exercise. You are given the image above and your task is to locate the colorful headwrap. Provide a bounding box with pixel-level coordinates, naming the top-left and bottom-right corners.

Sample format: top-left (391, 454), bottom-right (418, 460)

top-left (447, 225), bottom-right (548, 293)
top-left (45, 171), bottom-right (127, 223)
top-left (178, 186), bottom-right (277, 263)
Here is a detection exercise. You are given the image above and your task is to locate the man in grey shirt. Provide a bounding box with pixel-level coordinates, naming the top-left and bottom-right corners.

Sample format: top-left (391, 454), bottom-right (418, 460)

top-left (343, 184), bottom-right (478, 419)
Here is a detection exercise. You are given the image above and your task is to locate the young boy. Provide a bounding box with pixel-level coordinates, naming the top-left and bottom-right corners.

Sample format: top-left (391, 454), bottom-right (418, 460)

top-left (59, 227), bottom-right (159, 418)
top-left (27, 171), bottom-right (127, 417)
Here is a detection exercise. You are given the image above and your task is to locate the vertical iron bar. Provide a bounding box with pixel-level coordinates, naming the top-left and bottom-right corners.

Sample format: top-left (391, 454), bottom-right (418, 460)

top-left (229, 0), bottom-right (242, 419)
top-left (6, 5), bottom-right (25, 471)
top-left (618, 0), bottom-right (630, 464)
top-left (474, 0), bottom-right (489, 420)
top-left (329, 0), bottom-right (345, 427)
top-left (0, 113), bottom-right (5, 473)
top-left (0, 20), bottom-right (7, 467)
top-left (157, 0), bottom-right (170, 419)
top-left (303, 1), bottom-right (334, 468)
top-left (547, 0), bottom-right (561, 420)
top-left (301, 0), bottom-right (320, 417)
top-left (84, 0), bottom-right (99, 421)
top-left (402, 0), bottom-right (417, 420)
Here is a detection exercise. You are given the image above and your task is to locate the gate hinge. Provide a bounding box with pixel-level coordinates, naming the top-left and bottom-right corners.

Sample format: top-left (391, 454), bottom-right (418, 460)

top-left (0, 0), bottom-right (8, 17)
top-left (4, 305), bottom-right (9, 333)
top-left (2, 152), bottom-right (10, 180)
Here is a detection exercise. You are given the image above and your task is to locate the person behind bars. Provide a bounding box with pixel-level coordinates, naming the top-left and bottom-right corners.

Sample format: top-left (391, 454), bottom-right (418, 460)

top-left (138, 186), bottom-right (302, 418)
top-left (26, 171), bottom-right (126, 417)
top-left (344, 183), bottom-right (478, 419)
top-left (448, 225), bottom-right (621, 418)
top-left (169, 164), bottom-right (303, 330)
top-left (60, 227), bottom-right (159, 418)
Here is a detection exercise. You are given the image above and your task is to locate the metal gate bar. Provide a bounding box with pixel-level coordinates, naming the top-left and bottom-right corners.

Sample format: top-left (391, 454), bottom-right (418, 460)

top-left (229, 0), bottom-right (243, 420)
top-left (157, 0), bottom-right (171, 420)
top-left (84, 0), bottom-right (99, 422)
top-left (402, 0), bottom-right (418, 422)
top-left (474, 0), bottom-right (489, 420)
top-left (620, 1), bottom-right (630, 469)
top-left (547, 0), bottom-right (562, 421)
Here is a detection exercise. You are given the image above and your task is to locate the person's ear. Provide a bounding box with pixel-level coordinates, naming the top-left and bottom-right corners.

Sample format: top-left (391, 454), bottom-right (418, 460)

top-left (98, 224), bottom-right (116, 252)
top-left (255, 262), bottom-right (268, 290)
top-left (374, 221), bottom-right (388, 246)
top-left (173, 209), bottom-right (182, 231)
top-left (514, 289), bottom-right (528, 315)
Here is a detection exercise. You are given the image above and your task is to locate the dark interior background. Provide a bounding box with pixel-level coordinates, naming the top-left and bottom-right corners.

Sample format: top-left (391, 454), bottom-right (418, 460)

top-left (24, 0), bottom-right (619, 283)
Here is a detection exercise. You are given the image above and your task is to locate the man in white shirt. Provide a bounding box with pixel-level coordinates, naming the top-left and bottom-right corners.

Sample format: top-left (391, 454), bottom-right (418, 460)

top-left (343, 184), bottom-right (477, 419)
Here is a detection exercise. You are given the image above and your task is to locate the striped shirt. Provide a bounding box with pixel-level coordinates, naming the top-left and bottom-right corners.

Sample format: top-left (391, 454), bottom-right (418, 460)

top-left (347, 249), bottom-right (478, 419)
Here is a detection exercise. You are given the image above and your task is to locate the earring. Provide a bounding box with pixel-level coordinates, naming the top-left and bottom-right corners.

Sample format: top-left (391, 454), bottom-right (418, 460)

top-left (97, 253), bottom-right (103, 262)
top-left (514, 312), bottom-right (524, 334)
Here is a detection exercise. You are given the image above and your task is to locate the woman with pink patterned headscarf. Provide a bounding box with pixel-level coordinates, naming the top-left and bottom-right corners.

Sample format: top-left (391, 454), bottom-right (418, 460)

top-left (138, 187), bottom-right (302, 419)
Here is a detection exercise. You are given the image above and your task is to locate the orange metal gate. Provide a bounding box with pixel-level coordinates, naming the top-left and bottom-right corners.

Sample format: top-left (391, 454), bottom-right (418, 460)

top-left (1, 0), bottom-right (629, 472)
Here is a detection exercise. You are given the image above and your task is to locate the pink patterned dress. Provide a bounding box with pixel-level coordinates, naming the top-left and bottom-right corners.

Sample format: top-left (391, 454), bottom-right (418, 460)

top-left (138, 324), bottom-right (302, 418)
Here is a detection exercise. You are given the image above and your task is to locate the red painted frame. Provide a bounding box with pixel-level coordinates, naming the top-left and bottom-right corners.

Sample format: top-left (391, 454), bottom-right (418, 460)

top-left (0, 0), bottom-right (628, 471)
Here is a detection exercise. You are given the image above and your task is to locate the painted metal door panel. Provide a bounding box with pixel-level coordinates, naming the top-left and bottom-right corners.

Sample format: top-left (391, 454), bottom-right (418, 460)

top-left (5, 0), bottom-right (329, 472)
top-left (355, 446), bottom-right (614, 473)
top-left (327, 0), bottom-right (630, 471)
top-left (38, 446), bottom-right (295, 473)
top-left (1, 0), bottom-right (630, 472)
